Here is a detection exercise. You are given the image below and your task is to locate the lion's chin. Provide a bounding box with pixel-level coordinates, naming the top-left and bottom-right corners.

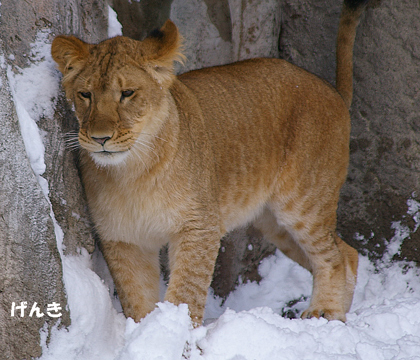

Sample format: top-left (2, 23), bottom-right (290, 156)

top-left (89, 150), bottom-right (130, 167)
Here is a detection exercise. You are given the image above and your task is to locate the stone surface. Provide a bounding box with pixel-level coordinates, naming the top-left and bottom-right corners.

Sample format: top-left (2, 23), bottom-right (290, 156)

top-left (170, 0), bottom-right (281, 71)
top-left (212, 226), bottom-right (275, 297)
top-left (279, 0), bottom-right (420, 262)
top-left (0, 58), bottom-right (69, 359)
top-left (0, 0), bottom-right (108, 357)
top-left (345, 0), bottom-right (420, 262)
top-left (110, 0), bottom-right (173, 41)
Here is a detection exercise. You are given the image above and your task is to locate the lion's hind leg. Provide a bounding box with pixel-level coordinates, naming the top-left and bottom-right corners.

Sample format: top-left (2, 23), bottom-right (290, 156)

top-left (297, 231), bottom-right (358, 322)
top-left (253, 208), bottom-right (312, 272)
top-left (261, 199), bottom-right (358, 322)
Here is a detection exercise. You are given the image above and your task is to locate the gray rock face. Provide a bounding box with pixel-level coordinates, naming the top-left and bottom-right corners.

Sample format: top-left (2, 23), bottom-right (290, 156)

top-left (110, 0), bottom-right (174, 41)
top-left (0, 0), bottom-right (107, 358)
top-left (279, 0), bottom-right (420, 261)
top-left (343, 0), bottom-right (420, 261)
top-left (0, 61), bottom-right (69, 359)
top-left (170, 0), bottom-right (281, 71)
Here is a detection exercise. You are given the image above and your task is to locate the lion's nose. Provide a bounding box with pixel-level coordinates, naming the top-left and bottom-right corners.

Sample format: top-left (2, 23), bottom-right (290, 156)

top-left (91, 136), bottom-right (111, 146)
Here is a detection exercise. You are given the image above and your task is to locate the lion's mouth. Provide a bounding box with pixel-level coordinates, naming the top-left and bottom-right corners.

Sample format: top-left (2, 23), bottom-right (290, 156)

top-left (95, 150), bottom-right (126, 155)
top-left (90, 149), bottom-right (130, 166)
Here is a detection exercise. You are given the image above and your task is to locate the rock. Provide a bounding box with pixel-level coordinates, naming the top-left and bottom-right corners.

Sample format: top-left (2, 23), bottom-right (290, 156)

top-left (0, 57), bottom-right (69, 359)
top-left (279, 0), bottom-right (420, 262)
top-left (170, 0), bottom-right (281, 71)
top-left (110, 0), bottom-right (174, 41)
top-left (0, 0), bottom-right (108, 357)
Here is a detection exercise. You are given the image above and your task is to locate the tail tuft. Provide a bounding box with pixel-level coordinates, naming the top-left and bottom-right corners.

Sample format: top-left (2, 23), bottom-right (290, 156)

top-left (344, 0), bottom-right (370, 11)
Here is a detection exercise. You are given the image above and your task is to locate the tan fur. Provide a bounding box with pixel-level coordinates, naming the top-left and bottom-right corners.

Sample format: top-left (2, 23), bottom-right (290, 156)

top-left (52, 3), bottom-right (364, 324)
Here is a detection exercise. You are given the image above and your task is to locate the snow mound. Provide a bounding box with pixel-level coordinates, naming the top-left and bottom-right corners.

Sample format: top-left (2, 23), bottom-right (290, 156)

top-left (38, 251), bottom-right (420, 360)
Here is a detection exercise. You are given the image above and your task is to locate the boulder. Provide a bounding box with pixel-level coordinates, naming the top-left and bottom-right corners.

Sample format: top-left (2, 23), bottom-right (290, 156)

top-left (279, 0), bottom-right (420, 262)
top-left (0, 0), bottom-right (108, 357)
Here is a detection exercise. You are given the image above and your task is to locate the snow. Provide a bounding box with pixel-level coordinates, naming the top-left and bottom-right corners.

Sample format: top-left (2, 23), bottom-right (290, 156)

top-left (6, 22), bottom-right (420, 360)
top-left (7, 29), bottom-right (59, 191)
top-left (40, 251), bottom-right (125, 360)
top-left (108, 6), bottom-right (123, 38)
top-left (38, 249), bottom-right (420, 360)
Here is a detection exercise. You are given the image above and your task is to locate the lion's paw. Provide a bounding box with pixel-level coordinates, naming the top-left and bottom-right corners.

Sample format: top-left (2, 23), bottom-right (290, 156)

top-left (301, 307), bottom-right (346, 322)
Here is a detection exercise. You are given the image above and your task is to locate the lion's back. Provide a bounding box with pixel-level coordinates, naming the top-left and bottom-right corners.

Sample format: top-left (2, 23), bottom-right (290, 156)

top-left (176, 58), bottom-right (350, 229)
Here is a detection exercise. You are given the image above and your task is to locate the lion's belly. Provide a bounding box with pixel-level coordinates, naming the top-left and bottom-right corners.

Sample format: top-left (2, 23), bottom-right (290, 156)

top-left (218, 173), bottom-right (276, 232)
top-left (221, 198), bottom-right (267, 232)
top-left (88, 180), bottom-right (177, 250)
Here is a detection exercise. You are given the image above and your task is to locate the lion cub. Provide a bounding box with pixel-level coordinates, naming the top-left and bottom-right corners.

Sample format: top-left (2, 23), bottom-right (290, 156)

top-left (52, 0), bottom-right (367, 324)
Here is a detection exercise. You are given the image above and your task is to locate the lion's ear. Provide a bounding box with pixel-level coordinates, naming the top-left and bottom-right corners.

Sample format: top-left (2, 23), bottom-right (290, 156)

top-left (141, 20), bottom-right (185, 86)
top-left (51, 36), bottom-right (90, 75)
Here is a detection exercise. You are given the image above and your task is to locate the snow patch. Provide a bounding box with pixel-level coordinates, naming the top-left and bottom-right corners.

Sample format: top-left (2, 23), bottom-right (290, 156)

top-left (383, 195), bottom-right (420, 263)
top-left (7, 93), bottom-right (46, 180)
top-left (117, 302), bottom-right (193, 360)
top-left (407, 196), bottom-right (420, 232)
top-left (6, 29), bottom-right (59, 185)
top-left (40, 250), bottom-right (125, 360)
top-left (108, 6), bottom-right (123, 38)
top-left (8, 29), bottom-right (59, 121)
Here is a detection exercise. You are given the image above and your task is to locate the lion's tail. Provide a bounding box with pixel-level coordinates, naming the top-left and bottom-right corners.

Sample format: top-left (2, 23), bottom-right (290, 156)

top-left (335, 0), bottom-right (369, 109)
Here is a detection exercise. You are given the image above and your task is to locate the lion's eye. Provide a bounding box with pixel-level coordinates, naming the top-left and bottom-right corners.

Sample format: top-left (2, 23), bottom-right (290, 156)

top-left (121, 90), bottom-right (134, 99)
top-left (80, 92), bottom-right (91, 99)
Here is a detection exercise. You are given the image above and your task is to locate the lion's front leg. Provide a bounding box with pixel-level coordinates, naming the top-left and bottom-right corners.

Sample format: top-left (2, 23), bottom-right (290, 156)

top-left (165, 227), bottom-right (222, 325)
top-left (100, 240), bottom-right (160, 322)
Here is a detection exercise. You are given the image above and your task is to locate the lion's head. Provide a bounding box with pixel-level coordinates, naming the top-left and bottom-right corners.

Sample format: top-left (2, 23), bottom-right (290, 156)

top-left (52, 20), bottom-right (183, 167)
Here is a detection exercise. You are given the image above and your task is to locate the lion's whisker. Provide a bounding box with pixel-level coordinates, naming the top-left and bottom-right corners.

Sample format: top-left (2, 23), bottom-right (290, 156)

top-left (63, 132), bottom-right (81, 151)
top-left (132, 142), bottom-right (157, 160)
top-left (130, 145), bottom-right (149, 168)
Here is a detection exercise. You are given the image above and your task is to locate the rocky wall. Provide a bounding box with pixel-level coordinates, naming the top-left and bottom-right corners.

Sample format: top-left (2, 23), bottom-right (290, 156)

top-left (0, 0), bottom-right (108, 358)
top-left (278, 0), bottom-right (420, 261)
